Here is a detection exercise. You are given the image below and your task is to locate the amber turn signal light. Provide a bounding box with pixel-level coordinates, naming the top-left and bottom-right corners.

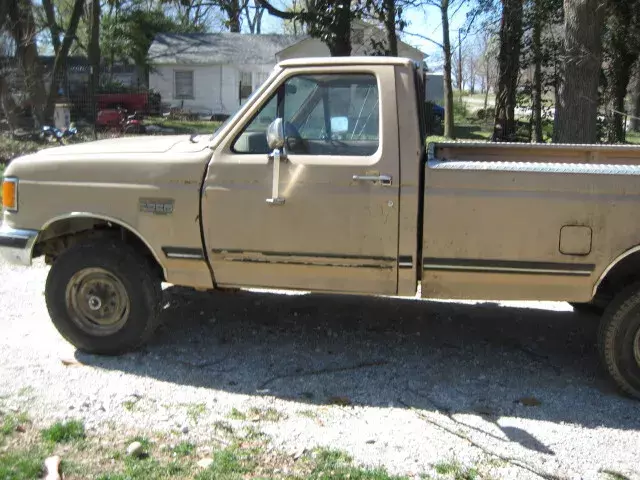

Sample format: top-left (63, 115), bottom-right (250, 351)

top-left (2, 178), bottom-right (18, 212)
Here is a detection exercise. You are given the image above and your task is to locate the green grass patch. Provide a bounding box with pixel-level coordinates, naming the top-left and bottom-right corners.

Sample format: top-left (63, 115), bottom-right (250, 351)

top-left (173, 441), bottom-right (196, 457)
top-left (433, 460), bottom-right (480, 480)
top-left (186, 403), bottom-right (207, 422)
top-left (194, 447), bottom-right (254, 480)
top-left (145, 117), bottom-right (221, 134)
top-left (0, 135), bottom-right (45, 164)
top-left (627, 130), bottom-right (640, 144)
top-left (227, 406), bottom-right (284, 422)
top-left (41, 419), bottom-right (85, 444)
top-left (123, 400), bottom-right (138, 411)
top-left (1, 412), bottom-right (29, 439)
top-left (298, 409), bottom-right (319, 419)
top-left (601, 470), bottom-right (632, 480)
top-left (0, 448), bottom-right (45, 480)
top-left (97, 456), bottom-right (189, 480)
top-left (213, 420), bottom-right (235, 435)
top-left (248, 406), bottom-right (284, 422)
top-left (309, 448), bottom-right (408, 480)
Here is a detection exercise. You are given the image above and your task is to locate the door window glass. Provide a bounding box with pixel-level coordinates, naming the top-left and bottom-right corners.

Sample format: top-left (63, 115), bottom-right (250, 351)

top-left (231, 73), bottom-right (379, 156)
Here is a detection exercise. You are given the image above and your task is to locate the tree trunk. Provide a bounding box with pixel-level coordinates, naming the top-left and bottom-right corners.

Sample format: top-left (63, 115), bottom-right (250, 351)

top-left (554, 0), bottom-right (605, 143)
top-left (532, 0), bottom-right (543, 142)
top-left (611, 65), bottom-right (634, 142)
top-left (0, 75), bottom-right (20, 132)
top-left (441, 0), bottom-right (455, 138)
top-left (457, 29), bottom-right (463, 92)
top-left (607, 53), bottom-right (636, 142)
top-left (8, 0), bottom-right (47, 127)
top-left (384, 0), bottom-right (398, 56)
top-left (42, 0), bottom-right (61, 55)
top-left (632, 74), bottom-right (640, 131)
top-left (226, 0), bottom-right (242, 32)
top-left (88, 0), bottom-right (100, 136)
top-left (325, 0), bottom-right (351, 56)
top-left (493, 0), bottom-right (524, 141)
top-left (483, 57), bottom-right (490, 119)
top-left (254, 0), bottom-right (265, 33)
top-left (44, 0), bottom-right (85, 122)
top-left (604, 0), bottom-right (640, 143)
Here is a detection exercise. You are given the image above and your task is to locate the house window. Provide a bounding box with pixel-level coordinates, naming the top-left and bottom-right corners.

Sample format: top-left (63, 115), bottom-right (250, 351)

top-left (239, 71), bottom-right (253, 104)
top-left (174, 70), bottom-right (194, 99)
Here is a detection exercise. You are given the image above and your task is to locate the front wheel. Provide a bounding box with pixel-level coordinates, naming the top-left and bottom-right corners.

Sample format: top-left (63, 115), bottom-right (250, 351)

top-left (598, 282), bottom-right (640, 399)
top-left (45, 239), bottom-right (162, 355)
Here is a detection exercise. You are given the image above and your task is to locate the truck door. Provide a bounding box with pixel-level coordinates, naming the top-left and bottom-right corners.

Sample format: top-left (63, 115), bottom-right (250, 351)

top-left (201, 65), bottom-right (400, 295)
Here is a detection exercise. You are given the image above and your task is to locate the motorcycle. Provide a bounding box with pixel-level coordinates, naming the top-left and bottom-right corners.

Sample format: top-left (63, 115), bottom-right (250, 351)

top-left (96, 107), bottom-right (146, 136)
top-left (40, 124), bottom-right (78, 144)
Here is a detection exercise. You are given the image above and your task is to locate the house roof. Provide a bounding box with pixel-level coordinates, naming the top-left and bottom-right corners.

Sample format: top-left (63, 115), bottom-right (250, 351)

top-left (148, 33), bottom-right (307, 65)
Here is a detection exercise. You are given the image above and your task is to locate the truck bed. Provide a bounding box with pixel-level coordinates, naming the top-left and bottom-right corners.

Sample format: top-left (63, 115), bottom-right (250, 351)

top-left (420, 141), bottom-right (640, 302)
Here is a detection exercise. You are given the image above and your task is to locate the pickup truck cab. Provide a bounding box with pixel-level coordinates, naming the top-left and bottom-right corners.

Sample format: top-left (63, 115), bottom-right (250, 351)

top-left (3, 56), bottom-right (640, 400)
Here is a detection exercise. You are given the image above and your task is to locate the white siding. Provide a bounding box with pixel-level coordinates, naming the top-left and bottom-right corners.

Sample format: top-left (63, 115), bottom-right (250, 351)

top-left (276, 39), bottom-right (330, 61)
top-left (149, 63), bottom-right (274, 116)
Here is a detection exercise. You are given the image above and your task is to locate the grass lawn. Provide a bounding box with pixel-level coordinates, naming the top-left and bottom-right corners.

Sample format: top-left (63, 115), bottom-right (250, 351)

top-left (427, 119), bottom-right (494, 144)
top-left (0, 410), bottom-right (429, 480)
top-left (627, 130), bottom-right (640, 144)
top-left (0, 135), bottom-right (49, 164)
top-left (145, 117), bottom-right (221, 135)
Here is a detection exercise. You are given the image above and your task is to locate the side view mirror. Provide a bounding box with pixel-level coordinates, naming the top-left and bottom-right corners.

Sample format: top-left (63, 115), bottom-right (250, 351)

top-left (266, 118), bottom-right (285, 150)
top-left (331, 116), bottom-right (349, 134)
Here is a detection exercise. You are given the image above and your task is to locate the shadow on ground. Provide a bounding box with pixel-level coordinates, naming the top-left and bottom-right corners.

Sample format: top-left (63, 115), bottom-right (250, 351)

top-left (76, 286), bottom-right (640, 435)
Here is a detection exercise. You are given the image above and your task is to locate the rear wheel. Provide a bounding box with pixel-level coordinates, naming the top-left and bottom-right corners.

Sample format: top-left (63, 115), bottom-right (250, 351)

top-left (598, 282), bottom-right (640, 399)
top-left (45, 238), bottom-right (162, 355)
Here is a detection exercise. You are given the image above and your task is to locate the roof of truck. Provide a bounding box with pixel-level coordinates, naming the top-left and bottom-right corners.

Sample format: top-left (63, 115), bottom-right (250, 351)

top-left (278, 56), bottom-right (418, 68)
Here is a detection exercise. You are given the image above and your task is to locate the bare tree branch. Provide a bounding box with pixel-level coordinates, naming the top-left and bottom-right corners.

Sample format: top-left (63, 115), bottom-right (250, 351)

top-left (402, 29), bottom-right (444, 49)
top-left (254, 0), bottom-right (296, 19)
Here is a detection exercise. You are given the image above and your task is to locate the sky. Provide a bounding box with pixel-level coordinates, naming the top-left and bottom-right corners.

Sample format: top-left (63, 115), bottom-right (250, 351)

top-left (252, 0), bottom-right (475, 73)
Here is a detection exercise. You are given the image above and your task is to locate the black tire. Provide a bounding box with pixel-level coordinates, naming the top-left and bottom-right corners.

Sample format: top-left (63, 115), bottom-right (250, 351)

top-left (45, 238), bottom-right (162, 355)
top-left (598, 282), bottom-right (640, 399)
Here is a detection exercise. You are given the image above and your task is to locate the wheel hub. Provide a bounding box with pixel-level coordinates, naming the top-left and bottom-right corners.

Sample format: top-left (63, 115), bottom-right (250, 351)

top-left (65, 268), bottom-right (130, 336)
top-left (88, 295), bottom-right (102, 311)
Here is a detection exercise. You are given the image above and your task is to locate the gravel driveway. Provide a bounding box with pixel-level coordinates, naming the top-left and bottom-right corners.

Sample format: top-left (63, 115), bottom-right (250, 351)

top-left (1, 257), bottom-right (639, 480)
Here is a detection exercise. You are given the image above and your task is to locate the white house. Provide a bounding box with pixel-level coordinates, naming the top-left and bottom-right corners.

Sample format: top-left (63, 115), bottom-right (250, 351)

top-left (148, 24), bottom-right (426, 118)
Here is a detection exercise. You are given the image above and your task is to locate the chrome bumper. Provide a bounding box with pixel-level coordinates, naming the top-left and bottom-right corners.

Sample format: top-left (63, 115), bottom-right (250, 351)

top-left (0, 224), bottom-right (39, 266)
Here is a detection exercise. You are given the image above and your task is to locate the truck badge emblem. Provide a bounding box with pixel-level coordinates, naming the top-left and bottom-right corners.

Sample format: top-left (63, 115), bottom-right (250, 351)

top-left (139, 198), bottom-right (174, 215)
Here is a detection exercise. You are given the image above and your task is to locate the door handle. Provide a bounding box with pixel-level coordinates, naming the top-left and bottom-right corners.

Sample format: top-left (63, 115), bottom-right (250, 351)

top-left (352, 174), bottom-right (392, 186)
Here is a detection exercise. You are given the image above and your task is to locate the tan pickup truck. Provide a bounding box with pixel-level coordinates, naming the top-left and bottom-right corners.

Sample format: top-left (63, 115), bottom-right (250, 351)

top-left (3, 56), bottom-right (640, 399)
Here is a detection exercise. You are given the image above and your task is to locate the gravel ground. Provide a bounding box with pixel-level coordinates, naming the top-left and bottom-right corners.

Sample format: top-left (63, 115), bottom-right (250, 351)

top-left (1, 256), bottom-right (639, 480)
